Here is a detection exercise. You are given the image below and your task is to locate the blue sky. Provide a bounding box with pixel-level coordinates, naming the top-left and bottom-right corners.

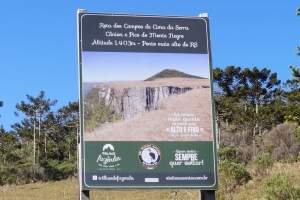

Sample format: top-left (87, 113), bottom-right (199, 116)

top-left (82, 52), bottom-right (209, 82)
top-left (0, 1), bottom-right (299, 130)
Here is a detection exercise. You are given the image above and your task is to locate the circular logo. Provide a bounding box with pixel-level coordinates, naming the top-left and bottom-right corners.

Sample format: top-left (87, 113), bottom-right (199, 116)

top-left (138, 144), bottom-right (161, 169)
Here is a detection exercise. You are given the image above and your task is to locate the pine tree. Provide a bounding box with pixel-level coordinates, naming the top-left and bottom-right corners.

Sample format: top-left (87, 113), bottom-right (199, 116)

top-left (14, 91), bottom-right (57, 165)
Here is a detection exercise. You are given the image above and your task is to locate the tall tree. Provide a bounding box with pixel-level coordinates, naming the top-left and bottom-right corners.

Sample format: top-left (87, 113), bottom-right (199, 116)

top-left (284, 8), bottom-right (300, 122)
top-left (56, 102), bottom-right (79, 161)
top-left (14, 91), bottom-right (57, 165)
top-left (285, 66), bottom-right (300, 123)
top-left (0, 127), bottom-right (14, 164)
top-left (214, 66), bottom-right (282, 156)
top-left (45, 102), bottom-right (79, 162)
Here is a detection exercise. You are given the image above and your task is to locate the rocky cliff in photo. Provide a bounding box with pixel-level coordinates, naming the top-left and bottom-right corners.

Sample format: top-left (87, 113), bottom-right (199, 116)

top-left (86, 69), bottom-right (209, 120)
top-left (83, 69), bottom-right (213, 141)
top-left (98, 85), bottom-right (194, 120)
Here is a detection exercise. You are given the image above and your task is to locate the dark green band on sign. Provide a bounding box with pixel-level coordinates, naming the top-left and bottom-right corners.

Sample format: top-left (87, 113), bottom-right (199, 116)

top-left (83, 141), bottom-right (216, 188)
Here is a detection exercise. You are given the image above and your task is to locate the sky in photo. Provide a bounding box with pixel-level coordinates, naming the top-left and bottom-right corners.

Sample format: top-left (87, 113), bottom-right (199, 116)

top-left (0, 0), bottom-right (299, 129)
top-left (82, 52), bottom-right (210, 82)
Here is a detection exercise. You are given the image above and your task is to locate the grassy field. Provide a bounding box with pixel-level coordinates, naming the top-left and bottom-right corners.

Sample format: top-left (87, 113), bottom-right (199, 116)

top-left (0, 178), bottom-right (199, 200)
top-left (1, 162), bottom-right (299, 200)
top-left (231, 162), bottom-right (300, 200)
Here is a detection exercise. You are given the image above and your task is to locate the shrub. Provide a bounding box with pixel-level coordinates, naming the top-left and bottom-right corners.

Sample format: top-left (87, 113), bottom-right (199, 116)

top-left (16, 164), bottom-right (46, 183)
top-left (44, 159), bottom-right (76, 181)
top-left (219, 127), bottom-right (254, 164)
top-left (0, 162), bottom-right (48, 185)
top-left (0, 165), bottom-right (17, 185)
top-left (218, 146), bottom-right (237, 162)
top-left (263, 123), bottom-right (300, 162)
top-left (218, 160), bottom-right (251, 199)
top-left (236, 145), bottom-right (253, 164)
top-left (219, 160), bottom-right (251, 192)
top-left (219, 145), bottom-right (253, 164)
top-left (264, 173), bottom-right (300, 200)
top-left (253, 153), bottom-right (273, 176)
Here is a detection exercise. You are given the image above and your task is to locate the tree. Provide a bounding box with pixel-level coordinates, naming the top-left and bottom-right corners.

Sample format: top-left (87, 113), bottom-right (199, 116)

top-left (0, 128), bottom-right (17, 165)
top-left (42, 102), bottom-right (79, 179)
top-left (214, 66), bottom-right (282, 157)
top-left (14, 91), bottom-right (57, 165)
top-left (213, 66), bottom-right (242, 97)
top-left (1, 92), bottom-right (79, 184)
top-left (284, 9), bottom-right (300, 123)
top-left (285, 66), bottom-right (300, 123)
top-left (53, 102), bottom-right (79, 161)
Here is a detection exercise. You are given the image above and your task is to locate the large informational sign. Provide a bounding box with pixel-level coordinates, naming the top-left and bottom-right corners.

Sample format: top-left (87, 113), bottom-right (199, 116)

top-left (78, 12), bottom-right (217, 189)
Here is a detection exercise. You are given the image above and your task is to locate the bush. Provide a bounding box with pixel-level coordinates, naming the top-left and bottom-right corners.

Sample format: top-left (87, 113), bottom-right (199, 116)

top-left (219, 145), bottom-right (253, 164)
top-left (221, 160), bottom-right (251, 185)
top-left (253, 153), bottom-right (273, 176)
top-left (219, 127), bottom-right (254, 164)
top-left (218, 160), bottom-right (251, 199)
top-left (218, 146), bottom-right (237, 162)
top-left (44, 159), bottom-right (76, 181)
top-left (0, 163), bottom-right (46, 185)
top-left (264, 173), bottom-right (300, 200)
top-left (236, 145), bottom-right (253, 164)
top-left (17, 164), bottom-right (46, 183)
top-left (264, 123), bottom-right (300, 162)
top-left (219, 160), bottom-right (251, 193)
top-left (0, 165), bottom-right (17, 185)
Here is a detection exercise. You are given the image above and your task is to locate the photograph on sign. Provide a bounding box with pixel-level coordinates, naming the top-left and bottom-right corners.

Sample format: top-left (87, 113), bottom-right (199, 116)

top-left (78, 14), bottom-right (217, 189)
top-left (83, 52), bottom-right (212, 141)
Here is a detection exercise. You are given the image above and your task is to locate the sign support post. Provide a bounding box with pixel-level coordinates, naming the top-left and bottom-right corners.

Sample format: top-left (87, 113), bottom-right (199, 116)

top-left (80, 190), bottom-right (90, 200)
top-left (201, 190), bottom-right (216, 200)
top-left (198, 12), bottom-right (216, 200)
top-left (77, 8), bottom-right (89, 200)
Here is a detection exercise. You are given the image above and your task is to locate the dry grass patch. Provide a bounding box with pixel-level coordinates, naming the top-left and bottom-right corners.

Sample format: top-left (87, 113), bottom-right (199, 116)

top-left (232, 162), bottom-right (300, 200)
top-left (0, 178), bottom-right (199, 200)
top-left (0, 178), bottom-right (79, 200)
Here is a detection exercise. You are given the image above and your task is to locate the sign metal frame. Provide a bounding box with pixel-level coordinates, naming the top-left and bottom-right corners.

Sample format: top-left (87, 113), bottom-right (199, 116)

top-left (77, 10), bottom-right (218, 191)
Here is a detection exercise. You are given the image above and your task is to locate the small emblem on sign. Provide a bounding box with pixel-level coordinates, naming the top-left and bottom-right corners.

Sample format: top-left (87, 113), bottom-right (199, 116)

top-left (138, 144), bottom-right (161, 169)
top-left (96, 144), bottom-right (121, 170)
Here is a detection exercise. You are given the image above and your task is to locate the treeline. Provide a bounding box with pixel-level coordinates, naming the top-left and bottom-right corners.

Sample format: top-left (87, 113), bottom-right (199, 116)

top-left (214, 66), bottom-right (300, 199)
top-left (0, 92), bottom-right (78, 185)
top-left (0, 65), bottom-right (299, 197)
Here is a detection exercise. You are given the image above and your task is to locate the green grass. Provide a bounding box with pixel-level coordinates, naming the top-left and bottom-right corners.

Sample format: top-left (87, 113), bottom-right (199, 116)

top-left (1, 162), bottom-right (299, 200)
top-left (0, 178), bottom-right (199, 200)
top-left (0, 178), bottom-right (78, 200)
top-left (221, 162), bottom-right (300, 200)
